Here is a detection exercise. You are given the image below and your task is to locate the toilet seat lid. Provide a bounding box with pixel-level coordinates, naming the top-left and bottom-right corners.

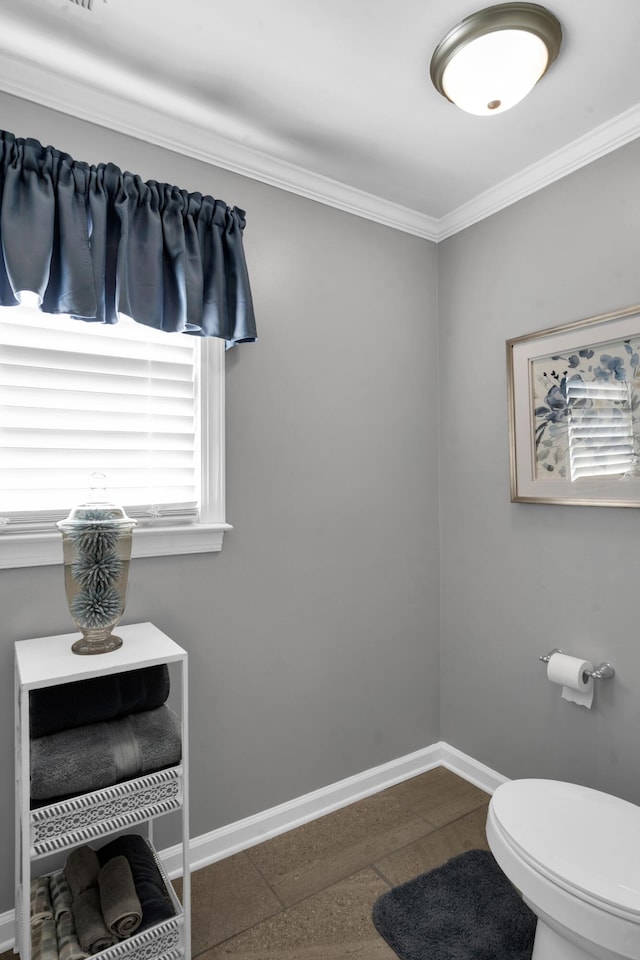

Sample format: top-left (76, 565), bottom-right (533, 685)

top-left (490, 779), bottom-right (640, 917)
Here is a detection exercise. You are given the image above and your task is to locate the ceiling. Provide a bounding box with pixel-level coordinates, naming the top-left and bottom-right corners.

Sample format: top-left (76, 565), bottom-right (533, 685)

top-left (1, 0), bottom-right (640, 239)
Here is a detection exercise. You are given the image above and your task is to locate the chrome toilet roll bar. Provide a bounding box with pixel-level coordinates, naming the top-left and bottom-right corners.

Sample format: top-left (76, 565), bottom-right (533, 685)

top-left (539, 648), bottom-right (616, 681)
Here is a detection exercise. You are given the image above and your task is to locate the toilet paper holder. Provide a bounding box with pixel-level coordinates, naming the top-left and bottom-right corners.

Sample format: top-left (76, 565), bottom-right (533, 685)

top-left (539, 648), bottom-right (616, 681)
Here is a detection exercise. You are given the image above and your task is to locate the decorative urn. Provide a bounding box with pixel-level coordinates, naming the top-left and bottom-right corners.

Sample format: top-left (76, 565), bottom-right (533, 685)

top-left (57, 477), bottom-right (137, 655)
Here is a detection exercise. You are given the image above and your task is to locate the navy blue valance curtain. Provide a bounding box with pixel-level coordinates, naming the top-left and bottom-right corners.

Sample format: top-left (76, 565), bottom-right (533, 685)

top-left (0, 130), bottom-right (257, 345)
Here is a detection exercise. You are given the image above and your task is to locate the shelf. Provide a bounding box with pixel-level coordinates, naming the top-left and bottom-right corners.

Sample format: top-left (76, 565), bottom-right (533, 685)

top-left (24, 842), bottom-right (185, 960)
top-left (15, 623), bottom-right (191, 960)
top-left (16, 622), bottom-right (184, 689)
top-left (30, 766), bottom-right (183, 858)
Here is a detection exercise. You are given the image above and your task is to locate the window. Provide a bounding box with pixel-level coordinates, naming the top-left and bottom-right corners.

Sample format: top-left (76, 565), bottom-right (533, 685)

top-left (0, 307), bottom-right (228, 569)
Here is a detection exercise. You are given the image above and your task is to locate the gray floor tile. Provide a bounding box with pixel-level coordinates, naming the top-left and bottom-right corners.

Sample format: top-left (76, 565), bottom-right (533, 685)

top-left (246, 790), bottom-right (434, 907)
top-left (374, 803), bottom-right (490, 887)
top-left (199, 868), bottom-right (397, 959)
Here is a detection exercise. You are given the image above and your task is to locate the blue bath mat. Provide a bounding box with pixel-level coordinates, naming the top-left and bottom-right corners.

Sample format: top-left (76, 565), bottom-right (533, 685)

top-left (372, 849), bottom-right (536, 960)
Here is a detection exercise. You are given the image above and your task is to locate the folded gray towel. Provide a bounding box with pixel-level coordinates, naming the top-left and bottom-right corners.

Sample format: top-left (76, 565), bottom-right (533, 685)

top-left (98, 855), bottom-right (142, 938)
top-left (71, 887), bottom-right (116, 955)
top-left (130, 707), bottom-right (181, 774)
top-left (49, 873), bottom-right (89, 959)
top-left (30, 705), bottom-right (182, 802)
top-left (56, 909), bottom-right (89, 960)
top-left (97, 834), bottom-right (175, 932)
top-left (50, 873), bottom-right (73, 922)
top-left (29, 664), bottom-right (171, 738)
top-left (64, 847), bottom-right (100, 900)
top-left (31, 917), bottom-right (57, 960)
top-left (32, 723), bottom-right (116, 801)
top-left (30, 875), bottom-right (53, 922)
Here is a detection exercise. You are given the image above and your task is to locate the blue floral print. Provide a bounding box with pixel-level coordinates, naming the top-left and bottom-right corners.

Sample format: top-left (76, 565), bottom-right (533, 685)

top-left (533, 337), bottom-right (640, 478)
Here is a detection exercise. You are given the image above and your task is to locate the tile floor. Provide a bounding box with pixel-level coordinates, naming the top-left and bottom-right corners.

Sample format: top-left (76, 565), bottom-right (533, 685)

top-left (177, 766), bottom-right (491, 959)
top-left (4, 767), bottom-right (491, 960)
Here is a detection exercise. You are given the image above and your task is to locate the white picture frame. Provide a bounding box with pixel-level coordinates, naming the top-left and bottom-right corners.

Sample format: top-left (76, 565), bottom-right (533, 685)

top-left (507, 304), bottom-right (640, 507)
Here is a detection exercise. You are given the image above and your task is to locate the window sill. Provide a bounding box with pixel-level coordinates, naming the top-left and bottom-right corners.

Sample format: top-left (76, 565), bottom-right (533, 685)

top-left (0, 523), bottom-right (233, 570)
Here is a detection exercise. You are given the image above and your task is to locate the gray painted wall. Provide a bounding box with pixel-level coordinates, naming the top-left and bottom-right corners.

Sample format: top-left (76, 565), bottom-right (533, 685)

top-left (0, 93), bottom-right (440, 912)
top-left (438, 139), bottom-right (640, 804)
top-left (3, 88), bottom-right (639, 924)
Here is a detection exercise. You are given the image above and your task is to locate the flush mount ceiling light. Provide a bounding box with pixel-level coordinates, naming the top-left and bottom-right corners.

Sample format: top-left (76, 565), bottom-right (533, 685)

top-left (430, 3), bottom-right (562, 116)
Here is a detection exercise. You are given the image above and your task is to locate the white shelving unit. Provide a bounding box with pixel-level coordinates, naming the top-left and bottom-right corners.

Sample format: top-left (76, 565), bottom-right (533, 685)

top-left (14, 622), bottom-right (190, 960)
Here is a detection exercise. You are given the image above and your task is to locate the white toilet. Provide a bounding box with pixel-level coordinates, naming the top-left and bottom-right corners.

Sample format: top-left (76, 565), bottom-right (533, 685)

top-left (486, 779), bottom-right (640, 960)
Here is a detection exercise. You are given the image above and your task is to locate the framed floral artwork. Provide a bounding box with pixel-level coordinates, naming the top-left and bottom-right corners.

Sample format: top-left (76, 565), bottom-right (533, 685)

top-left (507, 304), bottom-right (640, 507)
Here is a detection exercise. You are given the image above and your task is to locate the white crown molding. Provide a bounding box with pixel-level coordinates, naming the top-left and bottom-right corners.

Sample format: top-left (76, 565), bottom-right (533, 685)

top-left (0, 48), bottom-right (440, 241)
top-left (437, 102), bottom-right (640, 240)
top-left (0, 44), bottom-right (639, 242)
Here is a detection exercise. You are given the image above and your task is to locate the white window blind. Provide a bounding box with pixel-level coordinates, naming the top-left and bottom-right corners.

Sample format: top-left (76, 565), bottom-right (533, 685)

top-left (0, 306), bottom-right (228, 568)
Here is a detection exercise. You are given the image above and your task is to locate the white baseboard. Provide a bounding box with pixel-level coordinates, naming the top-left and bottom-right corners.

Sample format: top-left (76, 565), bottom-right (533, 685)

top-left (439, 742), bottom-right (509, 796)
top-left (0, 909), bottom-right (14, 955)
top-left (0, 741), bottom-right (507, 951)
top-left (161, 740), bottom-right (507, 877)
top-left (161, 742), bottom-right (445, 876)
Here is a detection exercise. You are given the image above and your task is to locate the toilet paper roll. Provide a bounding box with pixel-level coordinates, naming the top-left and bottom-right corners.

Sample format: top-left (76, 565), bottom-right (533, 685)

top-left (547, 652), bottom-right (594, 708)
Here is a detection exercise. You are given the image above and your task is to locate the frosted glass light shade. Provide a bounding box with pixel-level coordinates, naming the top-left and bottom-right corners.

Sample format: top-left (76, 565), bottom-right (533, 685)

top-left (442, 30), bottom-right (549, 115)
top-left (430, 3), bottom-right (562, 117)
